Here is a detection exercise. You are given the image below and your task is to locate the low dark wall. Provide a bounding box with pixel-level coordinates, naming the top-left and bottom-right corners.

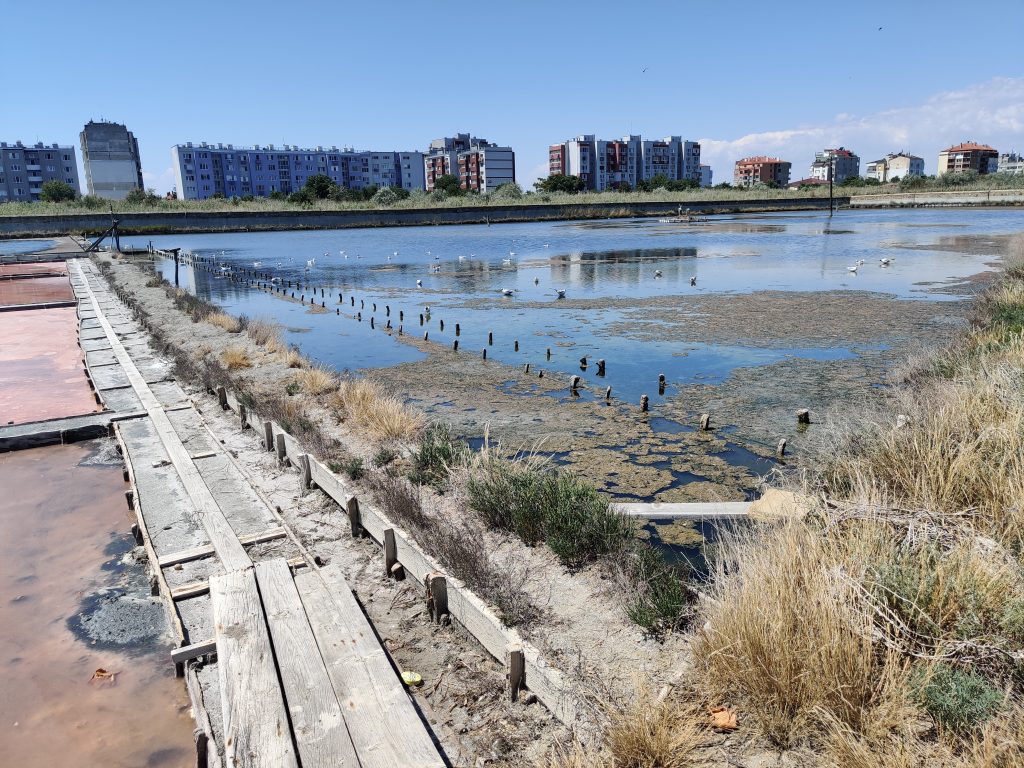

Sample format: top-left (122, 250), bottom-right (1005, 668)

top-left (0, 196), bottom-right (848, 238)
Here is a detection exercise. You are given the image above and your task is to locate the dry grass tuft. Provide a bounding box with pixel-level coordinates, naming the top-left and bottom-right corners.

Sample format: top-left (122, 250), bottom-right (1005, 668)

top-left (278, 348), bottom-right (305, 368)
top-left (296, 365), bottom-right (338, 395)
top-left (246, 317), bottom-right (282, 347)
top-left (330, 378), bottom-right (424, 442)
top-left (206, 312), bottom-right (242, 333)
top-left (693, 522), bottom-right (913, 748)
top-left (604, 692), bottom-right (706, 768)
top-left (221, 347), bottom-right (252, 370)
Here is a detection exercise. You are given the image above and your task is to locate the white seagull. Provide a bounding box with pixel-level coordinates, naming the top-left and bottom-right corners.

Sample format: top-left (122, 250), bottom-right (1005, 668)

top-left (847, 265), bottom-right (859, 273)
top-left (416, 279), bottom-right (422, 286)
top-left (654, 270), bottom-right (663, 278)
top-left (307, 258), bottom-right (316, 268)
top-left (501, 288), bottom-right (514, 296)
top-left (555, 289), bottom-right (566, 299)
top-left (879, 257), bottom-right (892, 265)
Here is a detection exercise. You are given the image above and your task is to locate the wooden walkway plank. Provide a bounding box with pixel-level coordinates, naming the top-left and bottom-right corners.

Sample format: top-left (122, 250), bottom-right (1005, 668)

top-left (71, 261), bottom-right (250, 571)
top-left (159, 527), bottom-right (287, 568)
top-left (254, 560), bottom-right (362, 768)
top-left (295, 565), bottom-right (445, 768)
top-left (211, 567), bottom-right (299, 768)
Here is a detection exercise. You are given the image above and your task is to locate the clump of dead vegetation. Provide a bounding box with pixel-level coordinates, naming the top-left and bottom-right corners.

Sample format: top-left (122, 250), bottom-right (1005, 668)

top-left (688, 237), bottom-right (1024, 762)
top-left (329, 377), bottom-right (424, 443)
top-left (221, 346), bottom-right (252, 370)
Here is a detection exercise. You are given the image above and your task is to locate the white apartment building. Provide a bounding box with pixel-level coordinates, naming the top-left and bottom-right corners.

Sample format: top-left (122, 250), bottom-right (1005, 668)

top-left (809, 147), bottom-right (860, 183)
top-left (548, 134), bottom-right (701, 191)
top-left (865, 152), bottom-right (925, 182)
top-left (998, 153), bottom-right (1024, 174)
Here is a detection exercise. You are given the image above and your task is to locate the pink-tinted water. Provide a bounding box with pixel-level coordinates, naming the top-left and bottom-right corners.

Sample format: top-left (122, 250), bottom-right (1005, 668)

top-left (0, 262), bottom-right (68, 278)
top-left (0, 276), bottom-right (76, 306)
top-left (0, 443), bottom-right (195, 767)
top-left (0, 307), bottom-right (100, 424)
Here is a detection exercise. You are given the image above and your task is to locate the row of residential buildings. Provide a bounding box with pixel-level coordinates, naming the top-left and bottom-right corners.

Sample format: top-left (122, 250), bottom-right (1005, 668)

top-left (173, 133), bottom-right (517, 200)
top-left (548, 134), bottom-right (711, 191)
top-left (1, 120), bottom-right (143, 203)
top-left (731, 142), bottom-right (1019, 188)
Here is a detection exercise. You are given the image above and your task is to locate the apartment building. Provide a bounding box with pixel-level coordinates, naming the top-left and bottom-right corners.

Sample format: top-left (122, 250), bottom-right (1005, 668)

top-left (699, 164), bottom-right (713, 188)
top-left (172, 143), bottom-right (425, 200)
top-left (0, 140), bottom-right (80, 202)
top-left (809, 147), bottom-right (860, 184)
top-left (80, 120), bottom-right (143, 200)
top-left (547, 134), bottom-right (701, 191)
top-left (733, 156), bottom-right (792, 188)
top-left (936, 142), bottom-right (998, 176)
top-left (998, 153), bottom-right (1024, 175)
top-left (865, 152), bottom-right (925, 182)
top-left (423, 134), bottom-right (515, 193)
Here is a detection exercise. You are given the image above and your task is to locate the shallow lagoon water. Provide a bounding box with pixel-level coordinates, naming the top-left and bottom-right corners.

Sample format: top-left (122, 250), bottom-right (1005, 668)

top-left (139, 209), bottom-right (1024, 548)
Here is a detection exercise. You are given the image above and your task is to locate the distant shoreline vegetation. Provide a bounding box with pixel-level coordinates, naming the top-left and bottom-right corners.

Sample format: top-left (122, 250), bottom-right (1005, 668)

top-left (3, 170), bottom-right (1023, 217)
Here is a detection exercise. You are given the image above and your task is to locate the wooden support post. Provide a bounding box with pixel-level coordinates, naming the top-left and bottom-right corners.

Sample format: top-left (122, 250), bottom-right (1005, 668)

top-left (372, 303), bottom-right (376, 312)
top-left (426, 572), bottom-right (448, 623)
top-left (605, 386), bottom-right (612, 401)
top-left (597, 359), bottom-right (606, 376)
top-left (351, 296), bottom-right (355, 306)
top-left (383, 528), bottom-right (397, 577)
top-left (524, 363), bottom-right (530, 373)
top-left (131, 522), bottom-right (143, 545)
top-left (424, 331), bottom-right (429, 341)
top-left (452, 339), bottom-right (458, 351)
top-left (776, 438), bottom-right (787, 458)
top-left (217, 386), bottom-right (228, 410)
top-left (455, 323), bottom-right (460, 336)
top-left (419, 313), bottom-right (424, 325)
top-left (797, 409), bottom-right (811, 425)
top-left (385, 305), bottom-right (390, 316)
top-left (508, 644), bottom-right (525, 702)
top-left (275, 432), bottom-right (289, 466)
top-left (346, 496), bottom-right (362, 537)
top-left (640, 395), bottom-right (649, 412)
top-left (370, 317), bottom-right (374, 329)
top-left (488, 331), bottom-right (493, 345)
top-left (546, 347), bottom-right (552, 359)
top-left (514, 339), bottom-right (519, 351)
top-left (238, 402), bottom-right (248, 429)
top-left (439, 319), bottom-right (444, 331)
top-left (570, 375), bottom-right (580, 391)
top-left (298, 454), bottom-right (312, 491)
top-left (699, 413), bottom-right (711, 431)
top-left (399, 310), bottom-right (404, 321)
top-left (481, 348), bottom-right (487, 360)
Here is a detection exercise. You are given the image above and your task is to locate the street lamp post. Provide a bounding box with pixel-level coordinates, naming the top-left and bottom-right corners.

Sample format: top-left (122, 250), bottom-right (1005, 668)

top-left (828, 152), bottom-right (834, 218)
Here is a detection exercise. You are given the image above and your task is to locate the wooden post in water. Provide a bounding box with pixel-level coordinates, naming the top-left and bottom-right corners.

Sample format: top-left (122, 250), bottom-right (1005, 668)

top-left (488, 331), bottom-right (493, 345)
top-left (424, 331), bottom-right (429, 341)
top-left (546, 347), bottom-right (552, 359)
top-left (524, 363), bottom-right (530, 373)
top-left (597, 359), bottom-right (606, 376)
top-left (699, 413), bottom-right (711, 431)
top-left (452, 339), bottom-right (458, 351)
top-left (482, 348), bottom-right (487, 360)
top-left (455, 323), bottom-right (460, 336)
top-left (776, 438), bottom-right (787, 458)
top-left (514, 339), bottom-right (519, 351)
top-left (640, 394), bottom-right (649, 412)
top-left (439, 319), bottom-right (444, 331)
top-left (570, 375), bottom-right (580, 392)
top-left (605, 386), bottom-right (612, 401)
top-left (797, 409), bottom-right (811, 424)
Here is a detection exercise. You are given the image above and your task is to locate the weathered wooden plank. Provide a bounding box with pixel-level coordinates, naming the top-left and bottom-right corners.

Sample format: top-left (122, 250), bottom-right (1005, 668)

top-left (254, 560), bottom-right (361, 768)
top-left (211, 567), bottom-right (299, 768)
top-left (609, 501), bottom-right (750, 519)
top-left (71, 261), bottom-right (250, 571)
top-left (159, 527), bottom-right (287, 568)
top-left (170, 638), bottom-right (217, 665)
top-left (295, 565), bottom-right (445, 768)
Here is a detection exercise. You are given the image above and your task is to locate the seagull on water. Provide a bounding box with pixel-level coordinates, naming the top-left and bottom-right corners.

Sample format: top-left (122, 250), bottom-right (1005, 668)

top-left (555, 289), bottom-right (566, 299)
top-left (690, 276), bottom-right (697, 286)
top-left (501, 288), bottom-right (514, 296)
top-left (252, 261), bottom-right (262, 267)
top-left (847, 264), bottom-right (859, 273)
top-left (416, 279), bottom-right (422, 286)
top-left (879, 257), bottom-right (892, 265)
top-left (307, 257), bottom-right (316, 268)
top-left (654, 270), bottom-right (663, 278)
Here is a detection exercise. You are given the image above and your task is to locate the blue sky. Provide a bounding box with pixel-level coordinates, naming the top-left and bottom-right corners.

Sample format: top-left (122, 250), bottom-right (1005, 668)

top-left (3, 0), bottom-right (1022, 192)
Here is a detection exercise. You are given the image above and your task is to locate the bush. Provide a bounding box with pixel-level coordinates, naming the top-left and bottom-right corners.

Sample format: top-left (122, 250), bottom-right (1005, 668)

top-left (492, 182), bottom-right (523, 200)
top-left (371, 186), bottom-right (401, 207)
top-left (623, 544), bottom-right (693, 635)
top-left (40, 180), bottom-right (77, 202)
top-left (338, 456), bottom-right (364, 480)
top-left (373, 447), bottom-right (397, 468)
top-left (466, 452), bottom-right (631, 567)
top-left (913, 664), bottom-right (1003, 734)
top-left (409, 422), bottom-right (469, 489)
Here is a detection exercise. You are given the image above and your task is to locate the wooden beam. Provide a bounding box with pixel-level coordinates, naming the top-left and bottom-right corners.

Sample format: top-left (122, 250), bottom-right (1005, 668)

top-left (609, 501), bottom-right (750, 519)
top-left (254, 560), bottom-right (361, 768)
top-left (159, 527), bottom-right (287, 568)
top-left (296, 565), bottom-right (446, 767)
top-left (211, 567), bottom-right (299, 768)
top-left (170, 639), bottom-right (217, 665)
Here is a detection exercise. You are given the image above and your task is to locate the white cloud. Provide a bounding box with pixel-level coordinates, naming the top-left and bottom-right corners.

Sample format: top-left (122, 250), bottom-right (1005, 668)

top-left (142, 165), bottom-right (177, 194)
top-left (698, 77), bottom-right (1024, 180)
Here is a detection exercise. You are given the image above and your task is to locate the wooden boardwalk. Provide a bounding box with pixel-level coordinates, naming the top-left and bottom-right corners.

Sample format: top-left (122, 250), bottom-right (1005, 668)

top-left (69, 260), bottom-right (446, 768)
top-left (609, 501), bottom-right (750, 519)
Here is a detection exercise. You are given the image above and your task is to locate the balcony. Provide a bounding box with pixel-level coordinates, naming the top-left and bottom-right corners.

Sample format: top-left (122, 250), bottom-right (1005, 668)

top-left (28, 176), bottom-right (43, 183)
top-left (26, 164), bottom-right (41, 171)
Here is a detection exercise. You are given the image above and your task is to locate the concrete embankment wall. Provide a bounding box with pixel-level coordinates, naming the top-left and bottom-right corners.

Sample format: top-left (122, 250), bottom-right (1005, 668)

top-left (849, 189), bottom-right (1024, 208)
top-left (0, 196), bottom-right (846, 237)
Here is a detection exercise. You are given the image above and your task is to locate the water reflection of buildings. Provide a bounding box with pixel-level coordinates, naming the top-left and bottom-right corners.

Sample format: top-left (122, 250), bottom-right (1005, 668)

top-left (549, 248), bottom-right (698, 288)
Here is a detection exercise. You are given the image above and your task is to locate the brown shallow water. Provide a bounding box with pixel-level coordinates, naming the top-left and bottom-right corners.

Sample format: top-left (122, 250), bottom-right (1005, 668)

top-left (0, 307), bottom-right (100, 424)
top-left (0, 261), bottom-right (68, 278)
top-left (0, 442), bottom-right (194, 768)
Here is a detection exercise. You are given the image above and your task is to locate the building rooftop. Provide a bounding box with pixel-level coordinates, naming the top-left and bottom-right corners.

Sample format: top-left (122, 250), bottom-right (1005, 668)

top-left (942, 142), bottom-right (996, 153)
top-left (0, 141), bottom-right (73, 149)
top-left (735, 156), bottom-right (788, 164)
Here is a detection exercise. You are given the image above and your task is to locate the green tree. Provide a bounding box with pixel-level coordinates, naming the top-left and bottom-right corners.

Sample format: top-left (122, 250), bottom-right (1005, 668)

top-left (288, 189), bottom-right (313, 205)
top-left (268, 190), bottom-right (287, 200)
top-left (40, 179), bottom-right (77, 202)
top-left (434, 174), bottom-right (463, 196)
top-left (372, 186), bottom-right (401, 206)
top-left (492, 182), bottom-right (523, 200)
top-left (534, 174), bottom-right (585, 194)
top-left (303, 174), bottom-right (340, 199)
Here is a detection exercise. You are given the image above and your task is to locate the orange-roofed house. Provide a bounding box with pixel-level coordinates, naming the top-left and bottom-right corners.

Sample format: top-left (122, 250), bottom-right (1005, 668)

top-left (936, 142), bottom-right (998, 176)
